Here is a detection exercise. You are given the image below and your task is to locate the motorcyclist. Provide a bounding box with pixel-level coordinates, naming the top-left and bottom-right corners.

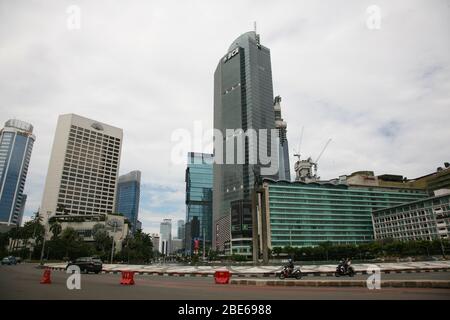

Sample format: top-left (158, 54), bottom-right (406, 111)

top-left (286, 258), bottom-right (294, 275)
top-left (338, 258), bottom-right (346, 272)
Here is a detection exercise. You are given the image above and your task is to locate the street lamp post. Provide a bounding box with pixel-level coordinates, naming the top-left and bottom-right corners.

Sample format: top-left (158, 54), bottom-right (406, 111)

top-left (39, 212), bottom-right (50, 266)
top-left (110, 221), bottom-right (117, 264)
top-left (203, 227), bottom-right (206, 261)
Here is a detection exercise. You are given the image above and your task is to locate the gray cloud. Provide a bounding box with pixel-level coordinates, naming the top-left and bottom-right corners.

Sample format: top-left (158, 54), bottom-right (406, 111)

top-left (0, 0), bottom-right (449, 234)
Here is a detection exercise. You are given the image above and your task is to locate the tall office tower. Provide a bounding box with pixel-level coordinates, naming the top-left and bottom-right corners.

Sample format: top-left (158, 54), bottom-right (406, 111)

top-left (177, 219), bottom-right (185, 239)
top-left (116, 170), bottom-right (141, 234)
top-left (185, 152), bottom-right (213, 247)
top-left (160, 219), bottom-right (172, 255)
top-left (273, 96), bottom-right (291, 181)
top-left (0, 120), bottom-right (35, 226)
top-left (39, 114), bottom-right (122, 225)
top-left (213, 31), bottom-right (277, 250)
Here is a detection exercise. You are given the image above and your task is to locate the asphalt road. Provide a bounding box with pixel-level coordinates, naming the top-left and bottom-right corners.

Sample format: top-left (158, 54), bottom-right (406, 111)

top-left (1, 264), bottom-right (449, 300)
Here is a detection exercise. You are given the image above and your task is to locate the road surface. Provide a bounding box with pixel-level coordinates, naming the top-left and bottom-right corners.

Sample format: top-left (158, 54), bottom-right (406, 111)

top-left (1, 264), bottom-right (449, 300)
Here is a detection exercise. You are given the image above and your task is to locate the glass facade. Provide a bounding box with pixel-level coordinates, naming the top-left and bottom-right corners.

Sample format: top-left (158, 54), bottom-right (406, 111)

top-left (264, 180), bottom-right (429, 247)
top-left (186, 152), bottom-right (213, 247)
top-left (0, 120), bottom-right (35, 226)
top-left (213, 31), bottom-right (277, 249)
top-left (116, 171), bottom-right (141, 234)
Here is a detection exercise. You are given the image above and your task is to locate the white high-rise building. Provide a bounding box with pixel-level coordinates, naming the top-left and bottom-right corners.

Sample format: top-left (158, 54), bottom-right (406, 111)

top-left (39, 114), bottom-right (123, 225)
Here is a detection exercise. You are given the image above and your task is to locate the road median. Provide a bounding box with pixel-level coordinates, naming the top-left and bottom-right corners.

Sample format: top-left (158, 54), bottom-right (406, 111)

top-left (229, 279), bottom-right (450, 288)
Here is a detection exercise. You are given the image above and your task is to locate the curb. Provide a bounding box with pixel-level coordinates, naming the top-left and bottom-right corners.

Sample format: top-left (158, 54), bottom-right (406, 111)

top-left (229, 279), bottom-right (450, 289)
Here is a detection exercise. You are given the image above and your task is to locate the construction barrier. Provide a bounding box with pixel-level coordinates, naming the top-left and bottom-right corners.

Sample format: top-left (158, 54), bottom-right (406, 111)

top-left (214, 270), bottom-right (230, 284)
top-left (40, 268), bottom-right (52, 284)
top-left (120, 271), bottom-right (135, 285)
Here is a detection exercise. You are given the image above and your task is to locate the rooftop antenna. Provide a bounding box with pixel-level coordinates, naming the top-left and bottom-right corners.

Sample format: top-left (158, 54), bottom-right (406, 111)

top-left (254, 21), bottom-right (261, 46)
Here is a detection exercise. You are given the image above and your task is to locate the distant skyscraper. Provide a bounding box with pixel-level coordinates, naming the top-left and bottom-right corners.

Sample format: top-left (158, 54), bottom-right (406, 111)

top-left (0, 120), bottom-right (35, 226)
top-left (151, 233), bottom-right (160, 253)
top-left (185, 152), bottom-right (213, 247)
top-left (116, 170), bottom-right (141, 233)
top-left (160, 219), bottom-right (172, 255)
top-left (213, 31), bottom-right (277, 250)
top-left (39, 114), bottom-right (122, 225)
top-left (177, 219), bottom-right (185, 239)
top-left (273, 96), bottom-right (290, 181)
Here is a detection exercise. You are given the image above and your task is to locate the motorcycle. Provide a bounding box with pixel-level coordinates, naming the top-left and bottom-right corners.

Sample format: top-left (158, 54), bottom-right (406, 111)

top-left (279, 266), bottom-right (302, 279)
top-left (335, 261), bottom-right (355, 277)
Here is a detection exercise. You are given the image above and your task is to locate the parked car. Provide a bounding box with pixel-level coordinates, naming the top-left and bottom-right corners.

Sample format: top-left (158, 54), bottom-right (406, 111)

top-left (15, 257), bottom-right (22, 264)
top-left (1, 256), bottom-right (17, 265)
top-left (66, 257), bottom-right (102, 274)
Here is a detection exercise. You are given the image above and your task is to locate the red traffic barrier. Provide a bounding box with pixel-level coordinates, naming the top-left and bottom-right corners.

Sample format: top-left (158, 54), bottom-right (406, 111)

top-left (120, 271), bottom-right (135, 285)
top-left (214, 270), bottom-right (230, 284)
top-left (40, 268), bottom-right (52, 284)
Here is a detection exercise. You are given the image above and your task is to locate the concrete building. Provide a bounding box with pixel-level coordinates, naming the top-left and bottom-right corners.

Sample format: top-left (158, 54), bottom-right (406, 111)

top-left (55, 213), bottom-right (129, 252)
top-left (172, 238), bottom-right (183, 254)
top-left (151, 233), bottom-right (160, 253)
top-left (0, 119), bottom-right (35, 226)
top-left (213, 30), bottom-right (278, 251)
top-left (409, 164), bottom-right (450, 192)
top-left (373, 191), bottom-right (450, 242)
top-left (160, 219), bottom-right (172, 255)
top-left (116, 170), bottom-right (141, 234)
top-left (273, 96), bottom-right (290, 181)
top-left (39, 114), bottom-right (123, 237)
top-left (251, 178), bottom-right (428, 262)
top-left (215, 214), bottom-right (231, 254)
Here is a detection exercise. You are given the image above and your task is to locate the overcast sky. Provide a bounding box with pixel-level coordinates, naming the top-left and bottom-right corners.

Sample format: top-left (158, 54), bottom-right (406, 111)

top-left (1, 0), bottom-right (449, 235)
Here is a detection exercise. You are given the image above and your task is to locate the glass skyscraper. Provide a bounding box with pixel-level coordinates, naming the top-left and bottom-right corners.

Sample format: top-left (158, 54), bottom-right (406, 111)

top-left (0, 120), bottom-right (35, 226)
top-left (185, 152), bottom-right (213, 248)
top-left (213, 31), bottom-right (277, 249)
top-left (116, 170), bottom-right (141, 234)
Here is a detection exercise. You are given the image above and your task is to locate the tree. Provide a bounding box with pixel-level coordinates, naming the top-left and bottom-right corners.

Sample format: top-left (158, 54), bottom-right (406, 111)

top-left (92, 223), bottom-right (112, 260)
top-left (49, 221), bottom-right (62, 240)
top-left (60, 227), bottom-right (82, 259)
top-left (118, 230), bottom-right (153, 264)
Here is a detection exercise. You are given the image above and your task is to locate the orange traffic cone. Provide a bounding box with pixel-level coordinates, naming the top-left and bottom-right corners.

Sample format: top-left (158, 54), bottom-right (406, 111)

top-left (40, 268), bottom-right (52, 284)
top-left (120, 271), bottom-right (135, 285)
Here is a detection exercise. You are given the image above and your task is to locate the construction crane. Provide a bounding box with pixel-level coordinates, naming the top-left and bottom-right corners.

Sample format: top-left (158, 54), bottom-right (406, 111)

top-left (312, 138), bottom-right (332, 176)
top-left (293, 126), bottom-right (304, 161)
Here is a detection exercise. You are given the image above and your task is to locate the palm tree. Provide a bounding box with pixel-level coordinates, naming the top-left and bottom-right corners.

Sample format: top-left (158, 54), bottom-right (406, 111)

top-left (49, 221), bottom-right (62, 240)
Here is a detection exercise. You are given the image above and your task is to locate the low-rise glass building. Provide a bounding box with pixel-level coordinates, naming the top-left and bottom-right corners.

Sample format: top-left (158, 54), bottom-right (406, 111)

top-left (257, 179), bottom-right (428, 249)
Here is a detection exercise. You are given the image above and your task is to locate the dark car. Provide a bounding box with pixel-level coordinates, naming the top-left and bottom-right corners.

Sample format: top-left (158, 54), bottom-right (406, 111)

top-left (1, 256), bottom-right (17, 265)
top-left (66, 257), bottom-right (102, 274)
